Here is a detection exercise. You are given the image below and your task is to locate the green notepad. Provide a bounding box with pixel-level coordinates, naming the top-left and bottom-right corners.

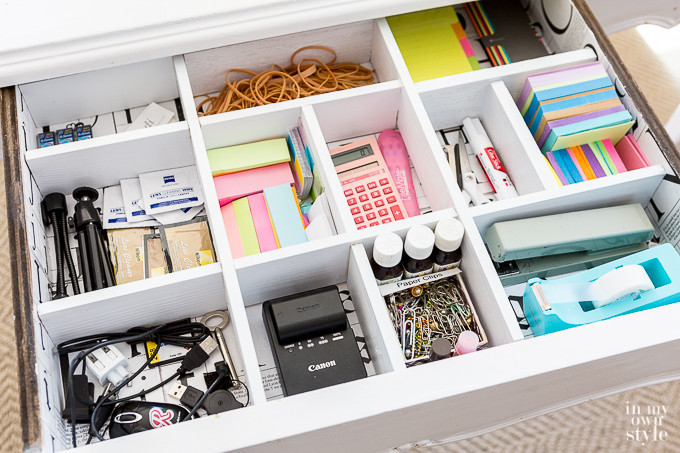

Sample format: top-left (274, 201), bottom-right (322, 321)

top-left (207, 138), bottom-right (291, 176)
top-left (232, 197), bottom-right (261, 256)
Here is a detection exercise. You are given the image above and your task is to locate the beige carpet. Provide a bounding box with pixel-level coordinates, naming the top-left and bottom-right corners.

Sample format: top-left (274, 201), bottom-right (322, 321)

top-left (1, 25), bottom-right (680, 453)
top-left (0, 168), bottom-right (23, 453)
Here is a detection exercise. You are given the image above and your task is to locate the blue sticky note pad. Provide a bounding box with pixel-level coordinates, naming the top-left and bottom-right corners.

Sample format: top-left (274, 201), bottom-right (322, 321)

top-left (529, 88), bottom-right (618, 135)
top-left (263, 184), bottom-right (308, 248)
top-left (523, 76), bottom-right (613, 124)
top-left (555, 149), bottom-right (582, 183)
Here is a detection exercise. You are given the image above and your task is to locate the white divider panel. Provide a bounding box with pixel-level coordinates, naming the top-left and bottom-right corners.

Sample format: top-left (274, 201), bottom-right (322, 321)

top-left (25, 122), bottom-right (192, 195)
top-left (370, 20), bottom-right (401, 84)
top-left (417, 49), bottom-right (598, 132)
top-left (174, 55), bottom-right (233, 265)
top-left (485, 81), bottom-right (557, 194)
top-left (456, 213), bottom-right (524, 344)
top-left (300, 104), bottom-right (356, 234)
top-left (347, 244), bottom-right (406, 373)
top-left (471, 165), bottom-right (667, 234)
top-left (235, 235), bottom-right (352, 306)
top-left (313, 84), bottom-right (400, 143)
top-left (200, 105), bottom-right (303, 150)
top-left (183, 20), bottom-right (398, 99)
top-left (416, 49), bottom-right (597, 100)
top-left (174, 55), bottom-right (268, 405)
top-left (18, 57), bottom-right (179, 127)
top-left (396, 86), bottom-right (459, 212)
top-left (37, 263), bottom-right (225, 344)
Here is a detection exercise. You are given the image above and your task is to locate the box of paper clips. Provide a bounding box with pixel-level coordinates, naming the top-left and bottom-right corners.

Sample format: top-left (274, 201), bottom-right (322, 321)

top-left (379, 268), bottom-right (488, 366)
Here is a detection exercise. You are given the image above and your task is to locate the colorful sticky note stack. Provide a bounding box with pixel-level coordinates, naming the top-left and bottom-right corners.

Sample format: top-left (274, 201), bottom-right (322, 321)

top-left (544, 137), bottom-right (648, 186)
top-left (518, 62), bottom-right (635, 152)
top-left (220, 184), bottom-right (308, 258)
top-left (387, 7), bottom-right (479, 83)
top-left (465, 0), bottom-right (548, 67)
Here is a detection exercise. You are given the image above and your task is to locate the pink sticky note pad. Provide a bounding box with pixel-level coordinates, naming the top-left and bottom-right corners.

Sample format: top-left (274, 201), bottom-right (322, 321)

top-left (220, 203), bottom-right (245, 259)
top-left (602, 139), bottom-right (628, 173)
top-left (247, 193), bottom-right (278, 253)
top-left (615, 134), bottom-right (649, 170)
top-left (214, 162), bottom-right (294, 207)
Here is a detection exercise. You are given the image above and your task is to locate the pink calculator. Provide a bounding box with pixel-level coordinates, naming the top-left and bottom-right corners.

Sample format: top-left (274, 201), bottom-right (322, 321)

top-left (329, 137), bottom-right (409, 229)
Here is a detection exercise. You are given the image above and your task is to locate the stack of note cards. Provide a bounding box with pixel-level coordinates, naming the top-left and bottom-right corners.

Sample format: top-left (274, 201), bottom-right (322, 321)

top-left (387, 6), bottom-right (479, 82)
top-left (544, 136), bottom-right (649, 186)
top-left (518, 62), bottom-right (635, 152)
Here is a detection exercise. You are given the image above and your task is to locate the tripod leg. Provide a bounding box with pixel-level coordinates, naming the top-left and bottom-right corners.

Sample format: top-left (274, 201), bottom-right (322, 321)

top-left (85, 225), bottom-right (104, 290)
top-left (77, 231), bottom-right (93, 293)
top-left (96, 231), bottom-right (115, 287)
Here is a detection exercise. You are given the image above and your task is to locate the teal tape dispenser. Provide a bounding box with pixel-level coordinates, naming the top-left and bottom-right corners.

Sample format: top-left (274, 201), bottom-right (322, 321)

top-left (523, 243), bottom-right (680, 336)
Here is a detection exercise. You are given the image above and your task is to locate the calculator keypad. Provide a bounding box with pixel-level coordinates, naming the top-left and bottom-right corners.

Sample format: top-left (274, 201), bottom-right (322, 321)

top-left (340, 169), bottom-right (409, 228)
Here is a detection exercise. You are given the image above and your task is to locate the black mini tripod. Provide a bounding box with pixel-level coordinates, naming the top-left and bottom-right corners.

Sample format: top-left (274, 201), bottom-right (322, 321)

top-left (42, 193), bottom-right (80, 298)
top-left (73, 187), bottom-right (115, 292)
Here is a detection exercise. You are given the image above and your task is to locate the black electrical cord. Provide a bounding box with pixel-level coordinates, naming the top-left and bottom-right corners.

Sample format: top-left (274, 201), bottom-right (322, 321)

top-left (181, 375), bottom-right (223, 422)
top-left (58, 321), bottom-right (209, 354)
top-left (66, 324), bottom-right (167, 448)
top-left (58, 213), bottom-right (80, 295)
top-left (50, 211), bottom-right (67, 298)
top-left (61, 321), bottom-right (210, 448)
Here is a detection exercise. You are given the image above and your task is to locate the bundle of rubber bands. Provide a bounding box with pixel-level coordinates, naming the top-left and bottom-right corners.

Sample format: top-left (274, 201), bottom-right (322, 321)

top-left (196, 46), bottom-right (375, 116)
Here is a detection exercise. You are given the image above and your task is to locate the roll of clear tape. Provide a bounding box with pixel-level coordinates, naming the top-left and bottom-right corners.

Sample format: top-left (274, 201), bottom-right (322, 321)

top-left (539, 264), bottom-right (655, 308)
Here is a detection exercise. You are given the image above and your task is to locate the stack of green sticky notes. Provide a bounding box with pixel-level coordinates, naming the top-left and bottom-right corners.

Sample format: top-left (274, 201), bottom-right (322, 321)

top-left (387, 7), bottom-right (477, 83)
top-left (207, 138), bottom-right (291, 177)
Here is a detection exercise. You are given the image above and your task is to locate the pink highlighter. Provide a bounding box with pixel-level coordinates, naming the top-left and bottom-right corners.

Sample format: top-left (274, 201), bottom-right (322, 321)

top-left (378, 130), bottom-right (420, 217)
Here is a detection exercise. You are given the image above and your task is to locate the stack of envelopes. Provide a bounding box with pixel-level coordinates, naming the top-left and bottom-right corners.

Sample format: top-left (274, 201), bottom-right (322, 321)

top-left (518, 62), bottom-right (634, 152)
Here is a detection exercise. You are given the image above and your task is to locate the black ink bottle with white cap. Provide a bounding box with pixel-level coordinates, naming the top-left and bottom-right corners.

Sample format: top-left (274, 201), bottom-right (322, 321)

top-left (431, 218), bottom-right (465, 272)
top-left (371, 232), bottom-right (404, 285)
top-left (402, 225), bottom-right (435, 278)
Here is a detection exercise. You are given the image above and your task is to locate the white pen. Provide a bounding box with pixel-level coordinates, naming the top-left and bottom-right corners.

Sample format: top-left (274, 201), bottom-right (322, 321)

top-left (462, 117), bottom-right (519, 200)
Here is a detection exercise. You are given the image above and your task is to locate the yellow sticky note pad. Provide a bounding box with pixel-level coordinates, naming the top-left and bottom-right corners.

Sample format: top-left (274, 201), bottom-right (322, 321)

top-left (546, 121), bottom-right (635, 152)
top-left (388, 7), bottom-right (473, 82)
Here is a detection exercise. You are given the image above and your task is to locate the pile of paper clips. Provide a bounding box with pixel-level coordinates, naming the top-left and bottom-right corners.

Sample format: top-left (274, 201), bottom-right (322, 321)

top-left (385, 276), bottom-right (483, 366)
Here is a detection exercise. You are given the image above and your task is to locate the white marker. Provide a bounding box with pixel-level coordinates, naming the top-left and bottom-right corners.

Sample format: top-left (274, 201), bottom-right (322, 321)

top-left (462, 117), bottom-right (518, 200)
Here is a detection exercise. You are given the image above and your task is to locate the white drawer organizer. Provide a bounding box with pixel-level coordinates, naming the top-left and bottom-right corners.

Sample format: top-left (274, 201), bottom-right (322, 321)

top-left (8, 1), bottom-right (680, 452)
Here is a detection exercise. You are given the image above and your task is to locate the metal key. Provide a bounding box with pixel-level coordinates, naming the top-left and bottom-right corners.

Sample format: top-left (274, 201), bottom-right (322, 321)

top-left (200, 310), bottom-right (238, 386)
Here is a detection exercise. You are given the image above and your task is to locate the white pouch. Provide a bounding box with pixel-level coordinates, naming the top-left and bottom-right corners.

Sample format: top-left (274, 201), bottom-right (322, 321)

top-left (139, 165), bottom-right (204, 215)
top-left (126, 102), bottom-right (175, 131)
top-left (120, 177), bottom-right (154, 223)
top-left (102, 185), bottom-right (129, 229)
top-left (152, 205), bottom-right (204, 225)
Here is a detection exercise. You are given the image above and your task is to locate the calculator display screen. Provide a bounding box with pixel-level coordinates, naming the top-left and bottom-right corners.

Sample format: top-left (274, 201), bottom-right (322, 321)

top-left (331, 145), bottom-right (374, 166)
top-left (337, 162), bottom-right (379, 179)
